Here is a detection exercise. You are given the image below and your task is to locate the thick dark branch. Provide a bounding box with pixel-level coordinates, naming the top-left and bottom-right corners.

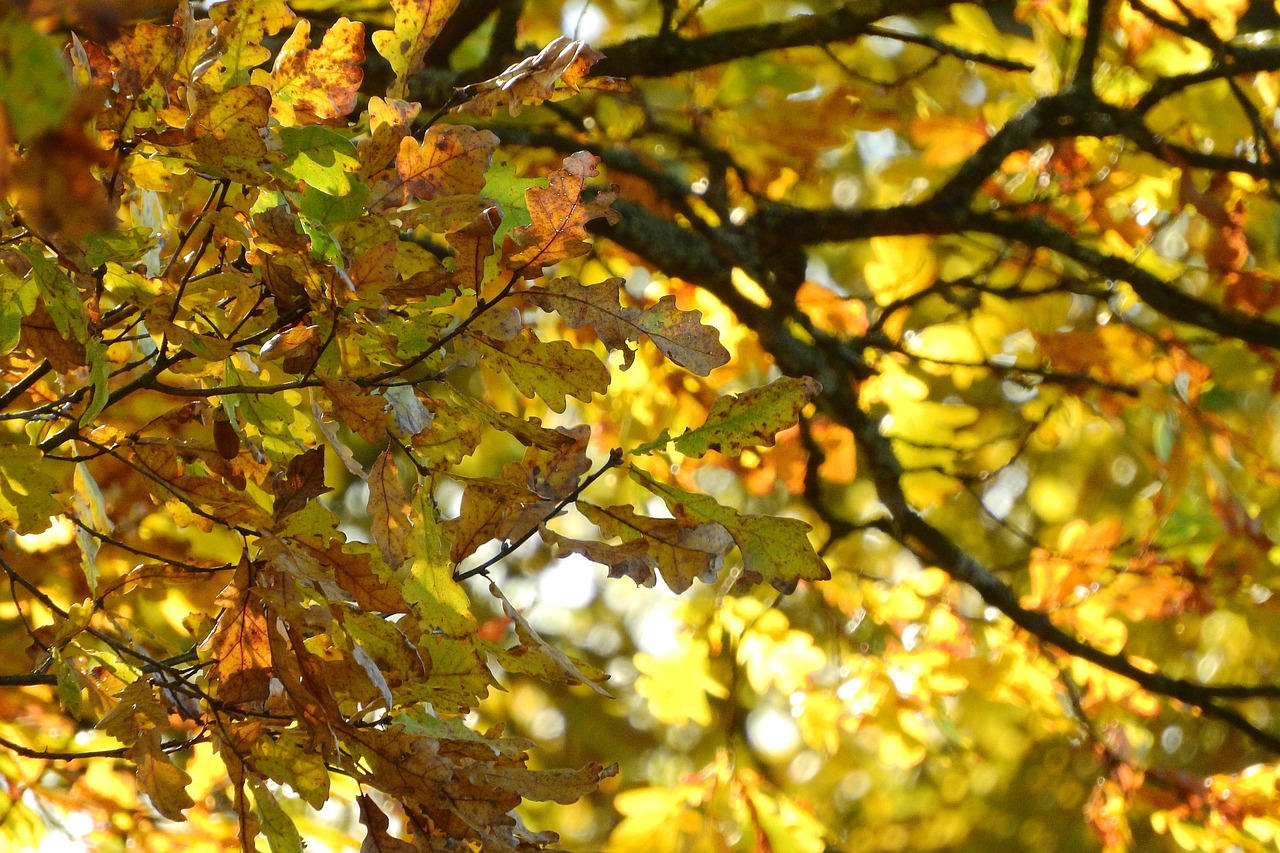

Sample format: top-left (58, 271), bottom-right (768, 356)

top-left (1070, 0), bottom-right (1108, 91)
top-left (593, 0), bottom-right (959, 78)
top-left (964, 210), bottom-right (1280, 348)
top-left (596, 196), bottom-right (1280, 753)
top-left (0, 672), bottom-right (57, 686)
top-left (762, 199), bottom-right (1280, 349)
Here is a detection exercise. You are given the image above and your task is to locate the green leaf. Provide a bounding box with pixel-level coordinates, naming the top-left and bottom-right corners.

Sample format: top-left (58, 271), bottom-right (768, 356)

top-left (0, 13), bottom-right (74, 144)
top-left (472, 330), bottom-right (610, 413)
top-left (71, 463), bottom-right (109, 594)
top-left (80, 339), bottom-right (111, 427)
top-left (630, 467), bottom-right (830, 593)
top-left (205, 0), bottom-right (296, 90)
top-left (0, 444), bottom-right (63, 534)
top-left (0, 265), bottom-right (36, 355)
top-left (277, 126), bottom-right (360, 196)
top-left (634, 376), bottom-right (821, 457)
top-left (23, 246), bottom-right (87, 344)
top-left (249, 775), bottom-right (304, 853)
top-left (250, 732), bottom-right (331, 810)
top-left (298, 183), bottom-right (370, 226)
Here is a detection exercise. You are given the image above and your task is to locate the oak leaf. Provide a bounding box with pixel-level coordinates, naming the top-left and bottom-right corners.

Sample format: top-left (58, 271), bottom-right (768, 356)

top-left (472, 330), bottom-right (610, 413)
top-left (635, 295), bottom-right (731, 375)
top-left (205, 0), bottom-right (296, 90)
top-left (368, 451), bottom-right (413, 568)
top-left (634, 376), bottom-right (822, 457)
top-left (372, 0), bottom-right (461, 99)
top-left (397, 125), bottom-right (498, 202)
top-left (203, 557), bottom-right (274, 706)
top-left (252, 18), bottom-right (364, 125)
top-left (131, 733), bottom-right (195, 821)
top-left (631, 467), bottom-right (830, 592)
top-left (488, 582), bottom-right (612, 696)
top-left (525, 276), bottom-right (730, 374)
top-left (552, 502), bottom-right (732, 592)
top-left (501, 151), bottom-right (619, 277)
top-left (272, 446), bottom-right (330, 521)
top-left (454, 37), bottom-right (606, 117)
top-left (0, 443), bottom-right (63, 534)
top-left (249, 732), bottom-right (331, 811)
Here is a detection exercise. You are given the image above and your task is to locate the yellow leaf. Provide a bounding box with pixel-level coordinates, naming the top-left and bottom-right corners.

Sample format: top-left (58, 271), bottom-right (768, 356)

top-left (864, 236), bottom-right (937, 305)
top-left (635, 639), bottom-right (726, 725)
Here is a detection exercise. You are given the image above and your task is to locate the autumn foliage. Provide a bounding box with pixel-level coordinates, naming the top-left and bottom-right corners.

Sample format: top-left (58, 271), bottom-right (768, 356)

top-left (5, 0), bottom-right (1280, 851)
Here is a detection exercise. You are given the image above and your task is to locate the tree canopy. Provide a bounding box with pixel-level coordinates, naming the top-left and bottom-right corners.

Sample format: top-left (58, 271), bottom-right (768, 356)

top-left (4, 0), bottom-right (1280, 850)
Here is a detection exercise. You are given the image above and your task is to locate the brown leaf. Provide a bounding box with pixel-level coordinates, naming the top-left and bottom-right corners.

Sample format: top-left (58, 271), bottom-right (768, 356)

top-left (203, 557), bottom-right (274, 706)
top-left (20, 299), bottom-right (86, 371)
top-left (368, 451), bottom-right (412, 568)
top-left (321, 378), bottom-right (389, 443)
top-left (509, 424), bottom-right (592, 502)
top-left (566, 502), bottom-right (732, 592)
top-left (455, 37), bottom-right (605, 117)
top-left (633, 295), bottom-right (730, 376)
top-left (213, 409), bottom-right (241, 460)
top-left (129, 731), bottom-right (195, 821)
top-left (500, 151), bottom-right (619, 278)
top-left (397, 125), bottom-right (498, 201)
top-left (525, 276), bottom-right (730, 373)
top-left (525, 277), bottom-right (638, 365)
top-left (447, 204), bottom-right (501, 293)
top-left (273, 447), bottom-right (330, 521)
top-left (358, 97), bottom-right (421, 181)
top-left (265, 532), bottom-right (412, 614)
top-left (463, 760), bottom-right (618, 805)
top-left (357, 795), bottom-right (417, 853)
top-left (446, 477), bottom-right (543, 564)
top-left (13, 115), bottom-right (116, 241)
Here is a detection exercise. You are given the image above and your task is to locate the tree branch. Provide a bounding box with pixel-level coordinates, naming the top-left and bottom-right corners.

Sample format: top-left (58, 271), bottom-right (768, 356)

top-left (592, 0), bottom-right (960, 78)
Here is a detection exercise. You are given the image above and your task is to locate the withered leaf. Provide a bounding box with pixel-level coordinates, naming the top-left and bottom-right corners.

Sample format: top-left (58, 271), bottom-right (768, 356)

top-left (563, 502), bottom-right (732, 592)
top-left (130, 732), bottom-right (195, 821)
top-left (489, 582), bottom-right (612, 696)
top-left (631, 467), bottom-right (830, 593)
top-left (472, 330), bottom-right (610, 414)
top-left (501, 151), bottom-right (619, 277)
top-left (357, 795), bottom-right (417, 853)
top-left (203, 557), bottom-right (273, 706)
top-left (454, 37), bottom-right (605, 118)
top-left (368, 450), bottom-right (413, 568)
top-left (634, 295), bottom-right (730, 375)
top-left (273, 446), bottom-right (330, 521)
top-left (321, 379), bottom-right (389, 443)
top-left (397, 125), bottom-right (498, 202)
top-left (446, 477), bottom-right (543, 564)
top-left (526, 276), bottom-right (730, 374)
top-left (634, 375), bottom-right (822, 457)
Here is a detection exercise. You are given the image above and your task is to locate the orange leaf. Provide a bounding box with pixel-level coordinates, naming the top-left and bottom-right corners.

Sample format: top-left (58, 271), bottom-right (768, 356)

top-left (501, 151), bottom-right (619, 277)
